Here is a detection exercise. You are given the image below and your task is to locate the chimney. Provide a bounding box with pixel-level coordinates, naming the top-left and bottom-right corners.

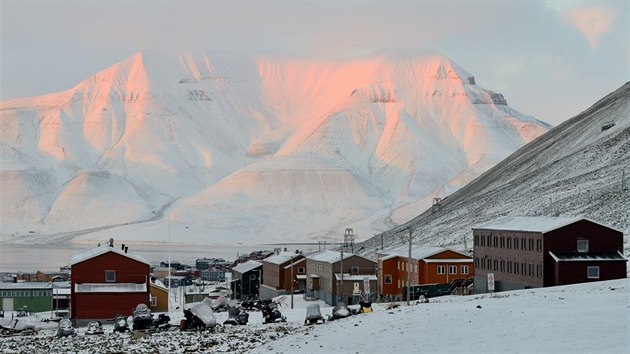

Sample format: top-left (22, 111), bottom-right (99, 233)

top-left (108, 238), bottom-right (114, 247)
top-left (124, 246), bottom-right (128, 254)
top-left (121, 244), bottom-right (125, 251)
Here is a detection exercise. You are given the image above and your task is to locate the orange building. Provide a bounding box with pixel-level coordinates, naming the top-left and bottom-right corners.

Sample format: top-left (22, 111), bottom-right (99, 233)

top-left (149, 281), bottom-right (169, 312)
top-left (378, 246), bottom-right (473, 301)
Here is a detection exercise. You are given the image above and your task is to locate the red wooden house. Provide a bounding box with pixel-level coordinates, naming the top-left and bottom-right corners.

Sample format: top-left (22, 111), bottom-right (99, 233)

top-left (70, 241), bottom-right (150, 322)
top-left (378, 245), bottom-right (473, 300)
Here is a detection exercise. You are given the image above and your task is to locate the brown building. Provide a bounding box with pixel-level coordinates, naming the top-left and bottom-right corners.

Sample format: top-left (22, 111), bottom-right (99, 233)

top-left (70, 242), bottom-right (150, 322)
top-left (378, 245), bottom-right (473, 301)
top-left (473, 216), bottom-right (626, 293)
top-left (305, 250), bottom-right (376, 305)
top-left (260, 252), bottom-right (305, 298)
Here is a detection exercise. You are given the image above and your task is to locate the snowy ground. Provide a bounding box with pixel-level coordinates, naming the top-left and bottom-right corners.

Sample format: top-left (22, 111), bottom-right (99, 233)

top-left (1, 279), bottom-right (628, 353)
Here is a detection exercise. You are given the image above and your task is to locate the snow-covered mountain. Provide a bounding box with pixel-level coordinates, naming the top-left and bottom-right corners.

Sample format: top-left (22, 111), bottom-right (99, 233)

top-left (0, 50), bottom-right (550, 244)
top-left (357, 82), bottom-right (629, 256)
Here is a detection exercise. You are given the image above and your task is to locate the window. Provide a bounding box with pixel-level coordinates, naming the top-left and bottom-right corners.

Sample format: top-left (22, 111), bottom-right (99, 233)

top-left (298, 267), bottom-right (305, 274)
top-left (536, 239), bottom-right (542, 252)
top-left (521, 238), bottom-right (526, 250)
top-left (150, 295), bottom-right (157, 307)
top-left (397, 261), bottom-right (400, 270)
top-left (528, 264), bottom-right (534, 277)
top-left (493, 259), bottom-right (498, 271)
top-left (385, 274), bottom-right (393, 284)
top-left (474, 235), bottom-right (478, 246)
top-left (437, 265), bottom-right (445, 274)
top-left (514, 262), bottom-right (519, 275)
top-left (105, 270), bottom-right (116, 283)
top-left (514, 238), bottom-right (519, 250)
top-left (507, 237), bottom-right (512, 249)
top-left (500, 260), bottom-right (505, 272)
top-left (500, 237), bottom-right (505, 248)
top-left (461, 265), bottom-right (469, 274)
top-left (577, 240), bottom-right (589, 253)
top-left (493, 237), bottom-right (498, 248)
top-left (529, 239), bottom-right (534, 251)
top-left (587, 266), bottom-right (599, 279)
top-left (397, 279), bottom-right (400, 288)
top-left (521, 263), bottom-right (526, 275)
top-left (536, 264), bottom-right (542, 278)
top-left (351, 266), bottom-right (360, 274)
top-left (449, 265), bottom-right (457, 274)
top-left (480, 236), bottom-right (485, 247)
top-left (507, 261), bottom-right (513, 273)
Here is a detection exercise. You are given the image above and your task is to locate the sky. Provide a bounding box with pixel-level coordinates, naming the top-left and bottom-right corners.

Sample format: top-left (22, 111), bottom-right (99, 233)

top-left (0, 0), bottom-right (627, 126)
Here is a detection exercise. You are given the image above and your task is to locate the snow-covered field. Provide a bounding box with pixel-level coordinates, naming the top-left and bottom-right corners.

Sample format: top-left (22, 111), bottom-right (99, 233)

top-left (2, 279), bottom-right (628, 353)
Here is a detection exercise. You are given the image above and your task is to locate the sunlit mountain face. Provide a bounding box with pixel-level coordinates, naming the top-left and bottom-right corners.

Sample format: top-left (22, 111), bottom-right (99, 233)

top-left (0, 50), bottom-right (550, 244)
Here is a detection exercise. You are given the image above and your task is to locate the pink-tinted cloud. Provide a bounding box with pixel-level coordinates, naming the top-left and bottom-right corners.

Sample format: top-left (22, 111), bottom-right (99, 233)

top-left (564, 5), bottom-right (617, 49)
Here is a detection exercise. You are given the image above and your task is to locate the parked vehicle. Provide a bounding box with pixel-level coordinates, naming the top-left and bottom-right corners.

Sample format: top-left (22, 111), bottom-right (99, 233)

top-left (113, 316), bottom-right (130, 333)
top-left (223, 306), bottom-right (249, 325)
top-left (331, 302), bottom-right (351, 320)
top-left (0, 318), bottom-right (36, 334)
top-left (261, 302), bottom-right (285, 324)
top-left (132, 303), bottom-right (153, 331)
top-left (180, 298), bottom-right (217, 331)
top-left (86, 321), bottom-right (104, 335)
top-left (152, 314), bottom-right (172, 331)
top-left (304, 304), bottom-right (325, 325)
top-left (57, 318), bottom-right (75, 337)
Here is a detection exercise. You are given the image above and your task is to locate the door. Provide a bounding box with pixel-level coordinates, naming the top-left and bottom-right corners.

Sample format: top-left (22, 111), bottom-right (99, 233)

top-left (2, 297), bottom-right (14, 311)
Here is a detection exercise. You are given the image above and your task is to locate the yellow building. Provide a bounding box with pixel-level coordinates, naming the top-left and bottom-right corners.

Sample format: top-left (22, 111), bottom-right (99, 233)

top-left (149, 282), bottom-right (169, 312)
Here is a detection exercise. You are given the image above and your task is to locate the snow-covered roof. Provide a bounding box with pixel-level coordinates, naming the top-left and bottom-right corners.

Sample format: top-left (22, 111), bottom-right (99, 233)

top-left (473, 216), bottom-right (582, 233)
top-left (264, 252), bottom-right (300, 265)
top-left (306, 250), bottom-right (354, 263)
top-left (380, 245), bottom-right (447, 260)
top-left (334, 274), bottom-right (377, 281)
top-left (0, 282), bottom-right (52, 290)
top-left (549, 251), bottom-right (627, 262)
top-left (231, 260), bottom-right (262, 274)
top-left (69, 244), bottom-right (150, 266)
top-left (74, 283), bottom-right (147, 293)
top-left (423, 258), bottom-right (473, 263)
top-left (283, 258), bottom-right (306, 269)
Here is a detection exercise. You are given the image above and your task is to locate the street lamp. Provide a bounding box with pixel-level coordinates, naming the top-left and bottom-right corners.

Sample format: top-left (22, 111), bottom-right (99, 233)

top-left (290, 254), bottom-right (294, 309)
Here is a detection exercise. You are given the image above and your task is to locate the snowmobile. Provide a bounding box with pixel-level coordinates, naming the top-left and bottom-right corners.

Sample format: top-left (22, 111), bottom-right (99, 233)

top-left (329, 302), bottom-right (351, 320)
top-left (113, 316), bottom-right (130, 333)
top-left (359, 301), bottom-right (373, 313)
top-left (209, 295), bottom-right (229, 312)
top-left (152, 314), bottom-right (172, 331)
top-left (86, 321), bottom-right (104, 335)
top-left (132, 303), bottom-right (153, 331)
top-left (57, 318), bottom-right (75, 337)
top-left (262, 302), bottom-right (286, 324)
top-left (304, 304), bottom-right (325, 325)
top-left (0, 318), bottom-right (36, 335)
top-left (180, 298), bottom-right (217, 331)
top-left (223, 306), bottom-right (249, 325)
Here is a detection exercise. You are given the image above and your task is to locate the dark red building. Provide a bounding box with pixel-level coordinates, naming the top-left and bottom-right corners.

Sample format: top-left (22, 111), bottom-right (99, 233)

top-left (473, 216), bottom-right (626, 293)
top-left (70, 241), bottom-right (150, 322)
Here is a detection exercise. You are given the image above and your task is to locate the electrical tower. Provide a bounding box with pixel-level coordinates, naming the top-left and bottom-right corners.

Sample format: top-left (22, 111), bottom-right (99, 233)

top-left (343, 228), bottom-right (355, 253)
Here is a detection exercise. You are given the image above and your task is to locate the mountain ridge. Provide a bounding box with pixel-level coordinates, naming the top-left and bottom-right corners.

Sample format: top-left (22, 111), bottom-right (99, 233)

top-left (0, 50), bottom-right (550, 244)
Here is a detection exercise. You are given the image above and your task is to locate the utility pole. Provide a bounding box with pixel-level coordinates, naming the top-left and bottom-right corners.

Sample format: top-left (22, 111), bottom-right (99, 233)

top-left (340, 245), bottom-right (344, 305)
top-left (407, 228), bottom-right (412, 306)
top-left (168, 220), bottom-right (171, 314)
top-left (290, 254), bottom-right (294, 309)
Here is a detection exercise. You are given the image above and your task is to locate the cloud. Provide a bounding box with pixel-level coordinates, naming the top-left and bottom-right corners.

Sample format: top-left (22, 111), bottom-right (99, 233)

top-left (563, 5), bottom-right (617, 49)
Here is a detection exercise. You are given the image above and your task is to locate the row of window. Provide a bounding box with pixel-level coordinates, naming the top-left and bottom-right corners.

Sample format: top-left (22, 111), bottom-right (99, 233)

top-left (474, 234), bottom-right (542, 252)
top-left (0, 290), bottom-right (52, 297)
top-left (397, 261), bottom-right (418, 273)
top-left (437, 265), bottom-right (469, 275)
top-left (475, 257), bottom-right (543, 278)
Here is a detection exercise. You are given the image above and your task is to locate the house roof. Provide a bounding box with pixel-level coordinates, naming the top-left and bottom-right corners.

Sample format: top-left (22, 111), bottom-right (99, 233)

top-left (380, 245), bottom-right (447, 260)
top-left (284, 258), bottom-right (306, 269)
top-left (472, 216), bottom-right (621, 233)
top-left (69, 244), bottom-right (150, 266)
top-left (264, 252), bottom-right (301, 265)
top-left (74, 283), bottom-right (147, 293)
top-left (0, 282), bottom-right (52, 290)
top-left (306, 249), bottom-right (369, 263)
top-left (549, 251), bottom-right (627, 262)
top-left (231, 260), bottom-right (262, 274)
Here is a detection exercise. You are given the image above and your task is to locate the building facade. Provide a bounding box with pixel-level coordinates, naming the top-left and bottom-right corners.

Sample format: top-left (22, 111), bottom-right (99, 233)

top-left (0, 282), bottom-right (53, 313)
top-left (260, 252), bottom-right (305, 298)
top-left (70, 242), bottom-right (150, 322)
top-left (305, 250), bottom-right (376, 305)
top-left (378, 246), bottom-right (473, 301)
top-left (473, 216), bottom-right (626, 293)
top-left (230, 260), bottom-right (263, 300)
